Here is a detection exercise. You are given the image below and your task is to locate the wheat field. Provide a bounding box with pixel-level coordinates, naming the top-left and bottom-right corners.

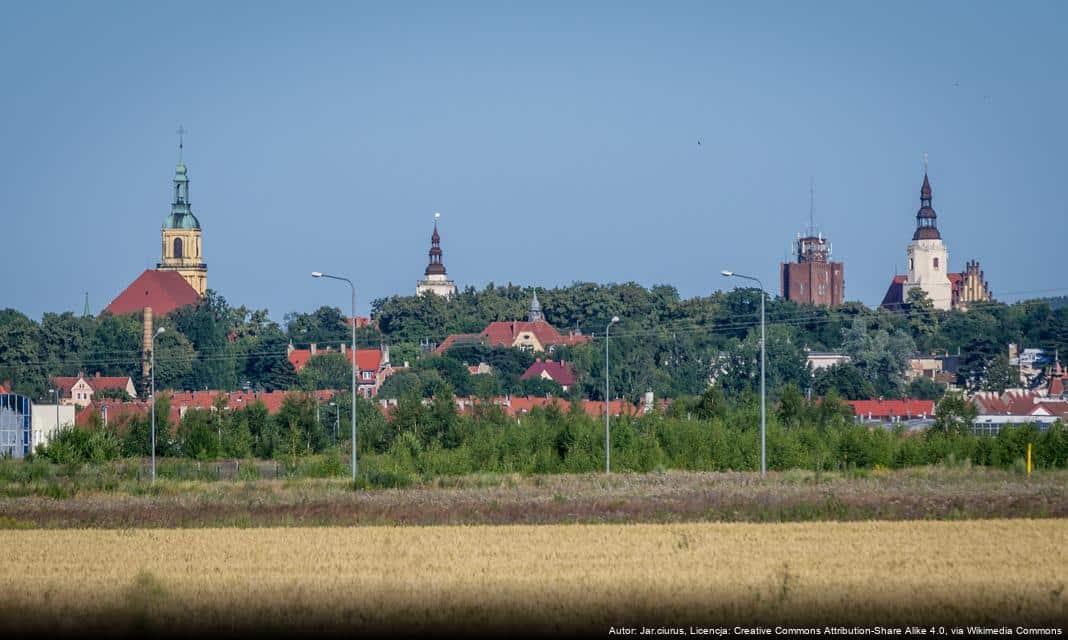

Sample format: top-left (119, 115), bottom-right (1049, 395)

top-left (1, 520), bottom-right (1065, 634)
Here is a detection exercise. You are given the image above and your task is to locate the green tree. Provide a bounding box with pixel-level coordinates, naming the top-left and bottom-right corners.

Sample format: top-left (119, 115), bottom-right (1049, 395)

top-left (931, 392), bottom-right (978, 436)
top-left (840, 317), bottom-right (915, 397)
top-left (776, 383), bottom-right (805, 428)
top-left (518, 376), bottom-right (565, 397)
top-left (905, 376), bottom-right (947, 401)
top-left (378, 370), bottom-right (422, 399)
top-left (298, 352), bottom-right (352, 391)
top-left (812, 363), bottom-right (876, 400)
top-left (176, 409), bottom-right (220, 459)
top-left (904, 287), bottom-right (938, 350)
top-left (981, 355), bottom-right (1015, 394)
top-left (245, 326), bottom-right (298, 391)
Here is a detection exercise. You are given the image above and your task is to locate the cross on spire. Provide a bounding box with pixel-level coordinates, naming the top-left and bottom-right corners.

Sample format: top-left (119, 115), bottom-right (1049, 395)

top-left (923, 152), bottom-right (928, 174)
top-left (177, 125), bottom-right (186, 163)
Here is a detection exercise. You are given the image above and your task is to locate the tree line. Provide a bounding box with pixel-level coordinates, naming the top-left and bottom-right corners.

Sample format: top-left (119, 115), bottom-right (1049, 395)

top-left (2, 282), bottom-right (1067, 405)
top-left (35, 385), bottom-right (1068, 475)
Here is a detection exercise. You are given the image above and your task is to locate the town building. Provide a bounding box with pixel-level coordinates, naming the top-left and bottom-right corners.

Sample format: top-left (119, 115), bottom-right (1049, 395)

top-left (101, 142), bottom-right (210, 387)
top-left (51, 373), bottom-right (137, 408)
top-left (435, 293), bottom-right (591, 354)
top-left (76, 390), bottom-right (339, 427)
top-left (156, 154), bottom-right (208, 296)
top-left (103, 270), bottom-right (200, 317)
top-left (1008, 344), bottom-right (1055, 388)
top-left (906, 353), bottom-right (960, 387)
top-left (972, 389), bottom-right (1068, 436)
top-left (521, 359), bottom-right (578, 392)
top-left (378, 395), bottom-right (645, 421)
top-left (416, 214), bottom-right (457, 299)
top-left (0, 392), bottom-right (31, 458)
top-left (806, 351), bottom-right (850, 372)
top-left (881, 168), bottom-right (993, 311)
top-left (30, 403), bottom-right (76, 450)
top-left (780, 209), bottom-right (844, 306)
top-left (286, 343), bottom-right (397, 397)
top-left (848, 398), bottom-right (936, 428)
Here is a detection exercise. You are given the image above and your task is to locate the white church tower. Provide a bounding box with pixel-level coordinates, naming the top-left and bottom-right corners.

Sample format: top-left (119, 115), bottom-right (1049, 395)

top-left (903, 169), bottom-right (952, 310)
top-left (416, 213), bottom-right (457, 299)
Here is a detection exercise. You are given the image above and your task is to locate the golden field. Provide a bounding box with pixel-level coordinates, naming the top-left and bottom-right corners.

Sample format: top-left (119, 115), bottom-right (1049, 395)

top-left (1, 519), bottom-right (1066, 633)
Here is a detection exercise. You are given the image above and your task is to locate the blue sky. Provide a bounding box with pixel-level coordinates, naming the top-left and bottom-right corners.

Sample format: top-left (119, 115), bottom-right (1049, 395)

top-left (2, 1), bottom-right (1065, 321)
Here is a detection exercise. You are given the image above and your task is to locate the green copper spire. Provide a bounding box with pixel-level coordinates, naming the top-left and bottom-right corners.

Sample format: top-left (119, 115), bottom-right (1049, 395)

top-left (163, 127), bottom-right (200, 230)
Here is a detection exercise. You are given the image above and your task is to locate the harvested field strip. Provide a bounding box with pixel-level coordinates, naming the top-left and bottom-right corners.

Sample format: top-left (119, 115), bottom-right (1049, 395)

top-left (1, 520), bottom-right (1065, 634)
top-left (2, 468), bottom-right (1066, 528)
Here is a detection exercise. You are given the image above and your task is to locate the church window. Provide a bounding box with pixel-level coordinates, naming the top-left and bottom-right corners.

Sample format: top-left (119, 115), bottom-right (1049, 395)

top-left (174, 237), bottom-right (184, 259)
top-left (933, 257), bottom-right (939, 269)
top-left (910, 258), bottom-right (914, 271)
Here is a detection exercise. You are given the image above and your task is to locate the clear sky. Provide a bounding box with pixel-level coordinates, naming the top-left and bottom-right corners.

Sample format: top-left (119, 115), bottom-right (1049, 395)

top-left (2, 1), bottom-right (1065, 321)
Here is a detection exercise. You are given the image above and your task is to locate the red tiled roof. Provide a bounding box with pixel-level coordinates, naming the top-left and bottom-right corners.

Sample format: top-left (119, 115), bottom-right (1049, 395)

top-left (287, 348), bottom-right (382, 373)
top-left (480, 320), bottom-right (590, 348)
top-left (433, 334), bottom-right (484, 355)
top-left (976, 390), bottom-right (1068, 419)
top-left (880, 275), bottom-right (906, 309)
top-left (849, 398), bottom-right (935, 419)
top-left (521, 360), bottom-right (578, 386)
top-left (103, 269), bottom-right (200, 316)
top-left (52, 373), bottom-right (133, 397)
top-left (78, 390), bottom-right (341, 427)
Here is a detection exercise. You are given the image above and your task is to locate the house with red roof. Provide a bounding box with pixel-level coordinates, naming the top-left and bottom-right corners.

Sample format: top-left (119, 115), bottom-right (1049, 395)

top-left (52, 372), bottom-right (137, 408)
top-left (77, 389), bottom-right (340, 428)
top-left (286, 343), bottom-right (397, 397)
top-left (972, 388), bottom-right (1068, 435)
top-left (848, 398), bottom-right (936, 426)
top-left (436, 292), bottom-right (591, 355)
top-left (521, 359), bottom-right (578, 392)
top-left (103, 269), bottom-right (201, 317)
top-left (377, 395), bottom-right (642, 421)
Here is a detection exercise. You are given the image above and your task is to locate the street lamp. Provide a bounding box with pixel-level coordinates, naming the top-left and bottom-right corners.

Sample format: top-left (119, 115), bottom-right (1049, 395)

top-left (605, 315), bottom-right (620, 474)
top-left (312, 271), bottom-right (357, 481)
top-left (151, 327), bottom-right (165, 483)
top-left (721, 270), bottom-right (766, 477)
top-left (329, 401), bottom-right (340, 445)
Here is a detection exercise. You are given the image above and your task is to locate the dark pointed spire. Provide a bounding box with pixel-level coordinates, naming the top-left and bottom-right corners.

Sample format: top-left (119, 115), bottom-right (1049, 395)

top-left (913, 166), bottom-right (940, 241)
top-left (425, 213), bottom-right (446, 276)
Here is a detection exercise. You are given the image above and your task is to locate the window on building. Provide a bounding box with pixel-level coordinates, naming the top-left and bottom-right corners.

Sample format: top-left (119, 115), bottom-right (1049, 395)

top-left (933, 257), bottom-right (939, 269)
top-left (174, 237), bottom-right (184, 259)
top-left (910, 258), bottom-right (914, 271)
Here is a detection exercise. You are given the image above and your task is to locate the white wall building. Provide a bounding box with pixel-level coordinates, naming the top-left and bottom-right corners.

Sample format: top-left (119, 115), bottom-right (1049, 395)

top-left (30, 404), bottom-right (76, 451)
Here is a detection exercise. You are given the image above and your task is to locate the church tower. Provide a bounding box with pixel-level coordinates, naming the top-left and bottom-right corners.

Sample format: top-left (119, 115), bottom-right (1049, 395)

top-left (156, 136), bottom-right (207, 296)
top-left (528, 291), bottom-right (544, 322)
top-left (416, 213), bottom-right (456, 299)
top-left (903, 169), bottom-right (952, 310)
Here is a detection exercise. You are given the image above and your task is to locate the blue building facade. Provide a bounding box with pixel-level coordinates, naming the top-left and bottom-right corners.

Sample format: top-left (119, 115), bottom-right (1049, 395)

top-left (0, 394), bottom-right (32, 458)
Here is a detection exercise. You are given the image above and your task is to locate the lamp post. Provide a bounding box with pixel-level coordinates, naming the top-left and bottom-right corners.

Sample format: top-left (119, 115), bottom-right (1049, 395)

top-left (721, 270), bottom-right (766, 477)
top-left (605, 315), bottom-right (620, 474)
top-left (312, 271), bottom-right (357, 481)
top-left (329, 401), bottom-right (340, 445)
top-left (151, 326), bottom-right (165, 483)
